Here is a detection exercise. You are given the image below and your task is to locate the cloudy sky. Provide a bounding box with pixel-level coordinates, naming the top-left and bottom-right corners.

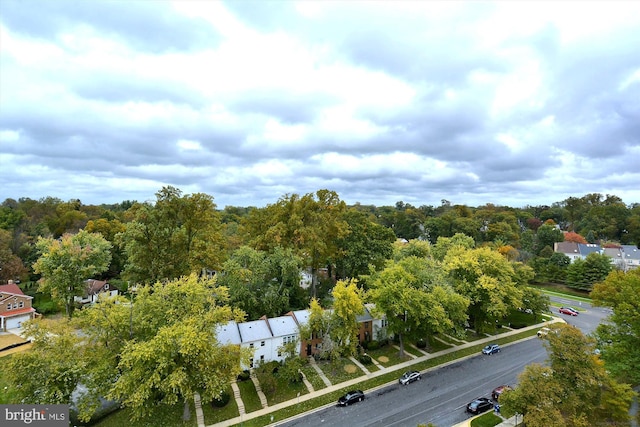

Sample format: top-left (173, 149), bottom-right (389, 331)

top-left (1, 1), bottom-right (639, 209)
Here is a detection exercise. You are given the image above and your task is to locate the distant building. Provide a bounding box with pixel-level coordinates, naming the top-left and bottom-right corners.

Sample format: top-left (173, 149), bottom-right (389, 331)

top-left (0, 281), bottom-right (37, 331)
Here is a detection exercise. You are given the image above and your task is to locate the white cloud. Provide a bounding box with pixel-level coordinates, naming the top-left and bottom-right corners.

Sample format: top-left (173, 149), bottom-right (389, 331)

top-left (0, 0), bottom-right (639, 208)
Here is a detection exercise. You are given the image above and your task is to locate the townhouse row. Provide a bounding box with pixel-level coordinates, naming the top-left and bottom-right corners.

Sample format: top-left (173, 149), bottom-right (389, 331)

top-left (554, 242), bottom-right (640, 271)
top-left (215, 304), bottom-right (387, 370)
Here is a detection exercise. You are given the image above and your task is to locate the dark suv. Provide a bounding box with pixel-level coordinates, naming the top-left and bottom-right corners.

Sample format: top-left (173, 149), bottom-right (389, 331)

top-left (337, 390), bottom-right (365, 406)
top-left (466, 397), bottom-right (493, 414)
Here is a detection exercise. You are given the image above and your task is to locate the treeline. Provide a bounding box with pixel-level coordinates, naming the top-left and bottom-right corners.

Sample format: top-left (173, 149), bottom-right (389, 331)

top-left (1, 188), bottom-right (638, 294)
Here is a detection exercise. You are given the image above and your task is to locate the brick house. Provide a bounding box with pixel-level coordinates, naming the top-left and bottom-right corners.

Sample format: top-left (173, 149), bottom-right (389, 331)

top-left (0, 281), bottom-right (37, 331)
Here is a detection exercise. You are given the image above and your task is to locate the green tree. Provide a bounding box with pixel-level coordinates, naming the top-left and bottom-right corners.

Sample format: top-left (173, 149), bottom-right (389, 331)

top-left (443, 246), bottom-right (522, 333)
top-left (566, 253), bottom-right (613, 291)
top-left (501, 324), bottom-right (635, 427)
top-left (535, 223), bottom-right (564, 255)
top-left (6, 320), bottom-right (87, 407)
top-left (100, 275), bottom-right (248, 421)
top-left (591, 268), bottom-right (640, 385)
top-left (218, 246), bottom-right (293, 319)
top-left (121, 186), bottom-right (225, 284)
top-left (369, 257), bottom-right (468, 357)
top-left (335, 208), bottom-right (395, 280)
top-left (242, 190), bottom-right (349, 297)
top-left (33, 230), bottom-right (112, 318)
top-left (431, 233), bottom-right (475, 261)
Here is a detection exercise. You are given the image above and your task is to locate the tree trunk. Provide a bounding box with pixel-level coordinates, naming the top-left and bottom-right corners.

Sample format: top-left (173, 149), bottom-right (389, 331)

top-left (311, 266), bottom-right (317, 298)
top-left (182, 398), bottom-right (191, 421)
top-left (398, 333), bottom-right (405, 358)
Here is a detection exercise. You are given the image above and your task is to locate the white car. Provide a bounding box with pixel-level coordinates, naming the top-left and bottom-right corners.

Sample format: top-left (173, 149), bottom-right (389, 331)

top-left (537, 327), bottom-right (550, 337)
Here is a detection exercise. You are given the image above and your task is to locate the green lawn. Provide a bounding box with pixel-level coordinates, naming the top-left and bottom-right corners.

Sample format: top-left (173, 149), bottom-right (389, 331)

top-left (237, 379), bottom-right (262, 413)
top-left (316, 357), bottom-right (366, 383)
top-left (201, 386), bottom-right (239, 425)
top-left (92, 402), bottom-right (196, 427)
top-left (426, 335), bottom-right (453, 352)
top-left (435, 333), bottom-right (465, 345)
top-left (465, 330), bottom-right (489, 341)
top-left (366, 344), bottom-right (415, 366)
top-left (470, 411), bottom-right (503, 427)
top-left (300, 364), bottom-right (327, 391)
top-left (265, 373), bottom-right (309, 405)
top-left (530, 284), bottom-right (592, 301)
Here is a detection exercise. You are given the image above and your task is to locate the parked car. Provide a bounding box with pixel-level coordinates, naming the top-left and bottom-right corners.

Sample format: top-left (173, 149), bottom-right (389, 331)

top-left (337, 390), bottom-right (365, 406)
top-left (399, 371), bottom-right (422, 385)
top-left (492, 385), bottom-right (512, 401)
top-left (466, 397), bottom-right (493, 414)
top-left (559, 307), bottom-right (578, 316)
top-left (537, 327), bottom-right (550, 337)
top-left (482, 344), bottom-right (501, 355)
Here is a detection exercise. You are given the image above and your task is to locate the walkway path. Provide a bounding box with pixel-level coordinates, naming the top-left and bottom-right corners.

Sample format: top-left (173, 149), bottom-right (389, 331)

top-left (208, 318), bottom-right (563, 427)
top-left (308, 356), bottom-right (332, 387)
top-left (230, 381), bottom-right (245, 416)
top-left (250, 371), bottom-right (269, 409)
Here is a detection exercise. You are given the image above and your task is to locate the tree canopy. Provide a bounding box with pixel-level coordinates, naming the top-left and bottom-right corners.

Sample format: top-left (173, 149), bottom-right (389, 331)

top-left (33, 229), bottom-right (112, 318)
top-left (500, 324), bottom-right (635, 427)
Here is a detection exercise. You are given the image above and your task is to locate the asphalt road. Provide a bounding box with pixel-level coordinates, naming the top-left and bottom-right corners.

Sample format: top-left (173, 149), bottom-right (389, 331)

top-left (278, 296), bottom-right (607, 427)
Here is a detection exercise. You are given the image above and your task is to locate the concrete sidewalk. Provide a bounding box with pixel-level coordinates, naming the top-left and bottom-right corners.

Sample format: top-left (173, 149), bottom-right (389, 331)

top-left (208, 318), bottom-right (562, 427)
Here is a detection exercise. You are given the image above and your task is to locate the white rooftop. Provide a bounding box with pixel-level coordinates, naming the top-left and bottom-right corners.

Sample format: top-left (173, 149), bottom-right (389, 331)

top-left (238, 319), bottom-right (272, 342)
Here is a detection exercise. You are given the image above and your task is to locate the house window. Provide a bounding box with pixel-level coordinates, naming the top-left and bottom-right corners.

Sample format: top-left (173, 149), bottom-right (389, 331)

top-left (249, 358), bottom-right (254, 368)
top-left (277, 350), bottom-right (282, 357)
top-left (19, 301), bottom-right (24, 308)
top-left (249, 343), bottom-right (254, 348)
top-left (260, 355), bottom-right (264, 363)
top-left (6, 303), bottom-right (11, 310)
top-left (261, 341), bottom-right (265, 347)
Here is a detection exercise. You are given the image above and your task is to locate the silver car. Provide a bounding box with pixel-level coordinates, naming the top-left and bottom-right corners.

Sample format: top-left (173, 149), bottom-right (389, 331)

top-left (399, 370), bottom-right (422, 385)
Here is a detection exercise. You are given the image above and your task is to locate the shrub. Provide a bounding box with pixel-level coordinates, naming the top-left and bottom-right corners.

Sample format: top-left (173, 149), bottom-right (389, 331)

top-left (416, 339), bottom-right (427, 349)
top-left (367, 340), bottom-right (380, 351)
top-left (358, 354), bottom-right (372, 365)
top-left (237, 370), bottom-right (250, 381)
top-left (211, 391), bottom-right (231, 408)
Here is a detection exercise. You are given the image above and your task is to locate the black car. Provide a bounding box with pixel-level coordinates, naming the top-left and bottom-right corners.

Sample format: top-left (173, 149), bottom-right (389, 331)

top-left (337, 390), bottom-right (365, 406)
top-left (466, 397), bottom-right (493, 414)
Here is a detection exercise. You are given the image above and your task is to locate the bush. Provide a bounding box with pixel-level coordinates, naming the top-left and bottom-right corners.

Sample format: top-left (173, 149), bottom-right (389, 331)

top-left (416, 339), bottom-right (427, 349)
top-left (367, 340), bottom-right (380, 350)
top-left (358, 354), bottom-right (372, 365)
top-left (211, 391), bottom-right (231, 407)
top-left (237, 370), bottom-right (250, 381)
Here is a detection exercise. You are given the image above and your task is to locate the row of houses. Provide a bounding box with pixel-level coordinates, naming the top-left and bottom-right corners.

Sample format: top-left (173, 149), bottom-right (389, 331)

top-left (554, 242), bottom-right (640, 271)
top-left (216, 304), bottom-right (387, 369)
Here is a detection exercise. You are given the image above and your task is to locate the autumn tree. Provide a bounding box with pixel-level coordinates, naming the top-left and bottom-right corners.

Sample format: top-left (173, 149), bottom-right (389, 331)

top-left (6, 320), bottom-right (88, 407)
top-left (500, 324), bottom-right (635, 427)
top-left (329, 278), bottom-right (365, 358)
top-left (242, 189), bottom-right (349, 297)
top-left (431, 233), bottom-right (475, 261)
top-left (591, 268), bottom-right (640, 386)
top-left (443, 246), bottom-right (522, 333)
top-left (563, 231), bottom-right (587, 244)
top-left (33, 229), bottom-right (112, 318)
top-left (120, 186), bottom-right (225, 284)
